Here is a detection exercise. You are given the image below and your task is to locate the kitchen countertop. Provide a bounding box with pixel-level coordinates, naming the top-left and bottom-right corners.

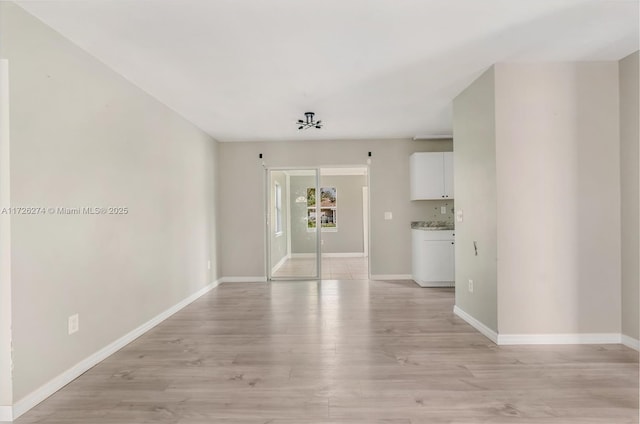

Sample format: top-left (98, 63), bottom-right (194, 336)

top-left (411, 221), bottom-right (455, 231)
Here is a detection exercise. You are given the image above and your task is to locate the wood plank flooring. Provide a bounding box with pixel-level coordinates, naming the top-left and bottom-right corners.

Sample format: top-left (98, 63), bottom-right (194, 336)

top-left (15, 280), bottom-right (639, 423)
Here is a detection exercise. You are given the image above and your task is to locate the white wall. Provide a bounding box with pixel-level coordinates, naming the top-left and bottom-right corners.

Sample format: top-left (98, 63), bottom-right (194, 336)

top-left (620, 51), bottom-right (639, 341)
top-left (218, 139), bottom-right (453, 279)
top-left (2, 2), bottom-right (219, 402)
top-left (320, 175), bottom-right (366, 254)
top-left (495, 63), bottom-right (621, 335)
top-left (0, 58), bottom-right (13, 409)
top-left (453, 62), bottom-right (623, 337)
top-left (452, 67), bottom-right (498, 331)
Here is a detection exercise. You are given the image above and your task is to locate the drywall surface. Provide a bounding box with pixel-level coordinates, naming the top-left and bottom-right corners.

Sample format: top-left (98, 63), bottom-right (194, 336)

top-left (620, 51), bottom-right (639, 340)
top-left (319, 175), bottom-right (367, 254)
top-left (0, 57), bottom-right (13, 407)
top-left (495, 62), bottom-right (621, 334)
top-left (218, 139), bottom-right (452, 278)
top-left (2, 2), bottom-right (219, 401)
top-left (452, 67), bottom-right (498, 332)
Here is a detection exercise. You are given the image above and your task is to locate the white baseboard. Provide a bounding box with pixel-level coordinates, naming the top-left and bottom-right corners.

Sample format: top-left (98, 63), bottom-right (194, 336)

top-left (290, 253), bottom-right (315, 258)
top-left (0, 406), bottom-right (11, 422)
top-left (10, 280), bottom-right (220, 421)
top-left (370, 274), bottom-right (412, 281)
top-left (322, 252), bottom-right (365, 258)
top-left (414, 279), bottom-right (454, 287)
top-left (620, 334), bottom-right (639, 351)
top-left (220, 276), bottom-right (267, 283)
top-left (497, 333), bottom-right (621, 345)
top-left (290, 253), bottom-right (365, 259)
top-left (453, 305), bottom-right (498, 343)
top-left (271, 255), bottom-right (288, 274)
top-left (453, 305), bottom-right (636, 348)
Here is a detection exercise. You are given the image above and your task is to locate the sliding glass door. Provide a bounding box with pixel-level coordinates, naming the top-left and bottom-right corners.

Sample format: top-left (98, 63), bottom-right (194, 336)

top-left (267, 168), bottom-right (320, 280)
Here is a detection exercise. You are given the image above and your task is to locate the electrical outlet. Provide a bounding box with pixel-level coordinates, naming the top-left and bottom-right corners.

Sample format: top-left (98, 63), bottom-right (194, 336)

top-left (68, 314), bottom-right (79, 335)
top-left (441, 206), bottom-right (447, 214)
top-left (207, 260), bottom-right (211, 270)
top-left (468, 280), bottom-right (474, 293)
top-left (384, 212), bottom-right (392, 220)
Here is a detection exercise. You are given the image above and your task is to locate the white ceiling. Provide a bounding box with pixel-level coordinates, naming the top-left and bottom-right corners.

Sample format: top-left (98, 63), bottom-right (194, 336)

top-left (16, 0), bottom-right (639, 142)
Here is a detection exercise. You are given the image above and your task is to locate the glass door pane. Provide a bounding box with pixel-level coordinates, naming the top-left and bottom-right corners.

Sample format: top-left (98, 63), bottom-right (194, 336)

top-left (268, 168), bottom-right (319, 280)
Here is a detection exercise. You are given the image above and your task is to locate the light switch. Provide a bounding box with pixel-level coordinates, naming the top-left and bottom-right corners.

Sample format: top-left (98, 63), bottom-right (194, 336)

top-left (68, 314), bottom-right (79, 335)
top-left (384, 212), bottom-right (392, 220)
top-left (456, 209), bottom-right (463, 222)
top-left (441, 206), bottom-right (447, 214)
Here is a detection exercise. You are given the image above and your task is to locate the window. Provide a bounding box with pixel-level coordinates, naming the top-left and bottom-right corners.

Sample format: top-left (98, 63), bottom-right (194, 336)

top-left (275, 183), bottom-right (282, 235)
top-left (307, 187), bottom-right (337, 231)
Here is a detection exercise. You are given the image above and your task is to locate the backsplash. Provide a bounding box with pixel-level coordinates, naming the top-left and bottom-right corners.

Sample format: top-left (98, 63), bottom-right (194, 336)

top-left (421, 200), bottom-right (455, 225)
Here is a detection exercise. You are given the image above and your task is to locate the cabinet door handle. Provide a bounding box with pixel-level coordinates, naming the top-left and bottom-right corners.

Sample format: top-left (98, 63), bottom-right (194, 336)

top-left (451, 242), bottom-right (454, 245)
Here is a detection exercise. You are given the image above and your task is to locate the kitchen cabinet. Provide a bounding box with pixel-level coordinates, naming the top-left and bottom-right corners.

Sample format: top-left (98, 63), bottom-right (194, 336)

top-left (412, 229), bottom-right (454, 287)
top-left (410, 152), bottom-right (454, 200)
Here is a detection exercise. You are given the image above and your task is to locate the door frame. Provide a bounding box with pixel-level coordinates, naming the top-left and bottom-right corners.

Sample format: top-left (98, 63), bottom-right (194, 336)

top-left (264, 164), bottom-right (372, 281)
top-left (362, 186), bottom-right (369, 258)
top-left (265, 167), bottom-right (321, 281)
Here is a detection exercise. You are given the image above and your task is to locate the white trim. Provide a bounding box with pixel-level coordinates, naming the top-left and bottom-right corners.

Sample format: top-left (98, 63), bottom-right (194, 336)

top-left (322, 252), bottom-right (365, 258)
top-left (270, 255), bottom-right (288, 274)
top-left (283, 252), bottom-right (365, 260)
top-left (453, 306), bottom-right (628, 347)
top-left (220, 276), bottom-right (268, 283)
top-left (0, 406), bottom-right (11, 422)
top-left (10, 280), bottom-right (220, 421)
top-left (274, 181), bottom-right (282, 235)
top-left (453, 305), bottom-right (498, 344)
top-left (286, 173), bottom-right (291, 259)
top-left (622, 334), bottom-right (640, 351)
top-left (370, 274), bottom-right (412, 281)
top-left (497, 333), bottom-right (621, 346)
top-left (362, 186), bottom-right (368, 258)
top-left (413, 280), bottom-right (454, 287)
top-left (291, 253), bottom-right (315, 258)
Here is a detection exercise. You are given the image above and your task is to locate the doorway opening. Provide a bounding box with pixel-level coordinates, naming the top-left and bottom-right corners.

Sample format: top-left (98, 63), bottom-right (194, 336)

top-left (266, 167), bottom-right (369, 281)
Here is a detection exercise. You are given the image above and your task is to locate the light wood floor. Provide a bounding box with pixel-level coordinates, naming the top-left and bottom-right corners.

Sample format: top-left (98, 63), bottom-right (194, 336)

top-left (272, 257), bottom-right (369, 280)
top-left (16, 280), bottom-right (639, 423)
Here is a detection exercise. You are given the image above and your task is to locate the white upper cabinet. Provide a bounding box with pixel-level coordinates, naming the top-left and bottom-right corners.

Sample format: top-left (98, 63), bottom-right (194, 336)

top-left (443, 152), bottom-right (454, 198)
top-left (410, 152), bottom-right (454, 200)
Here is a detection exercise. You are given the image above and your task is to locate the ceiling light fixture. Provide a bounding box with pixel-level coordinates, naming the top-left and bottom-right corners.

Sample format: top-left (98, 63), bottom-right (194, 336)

top-left (297, 112), bottom-right (322, 130)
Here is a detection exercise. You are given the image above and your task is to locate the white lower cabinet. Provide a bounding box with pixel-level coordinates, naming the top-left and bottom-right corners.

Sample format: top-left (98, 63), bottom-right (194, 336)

top-left (412, 229), bottom-right (455, 287)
